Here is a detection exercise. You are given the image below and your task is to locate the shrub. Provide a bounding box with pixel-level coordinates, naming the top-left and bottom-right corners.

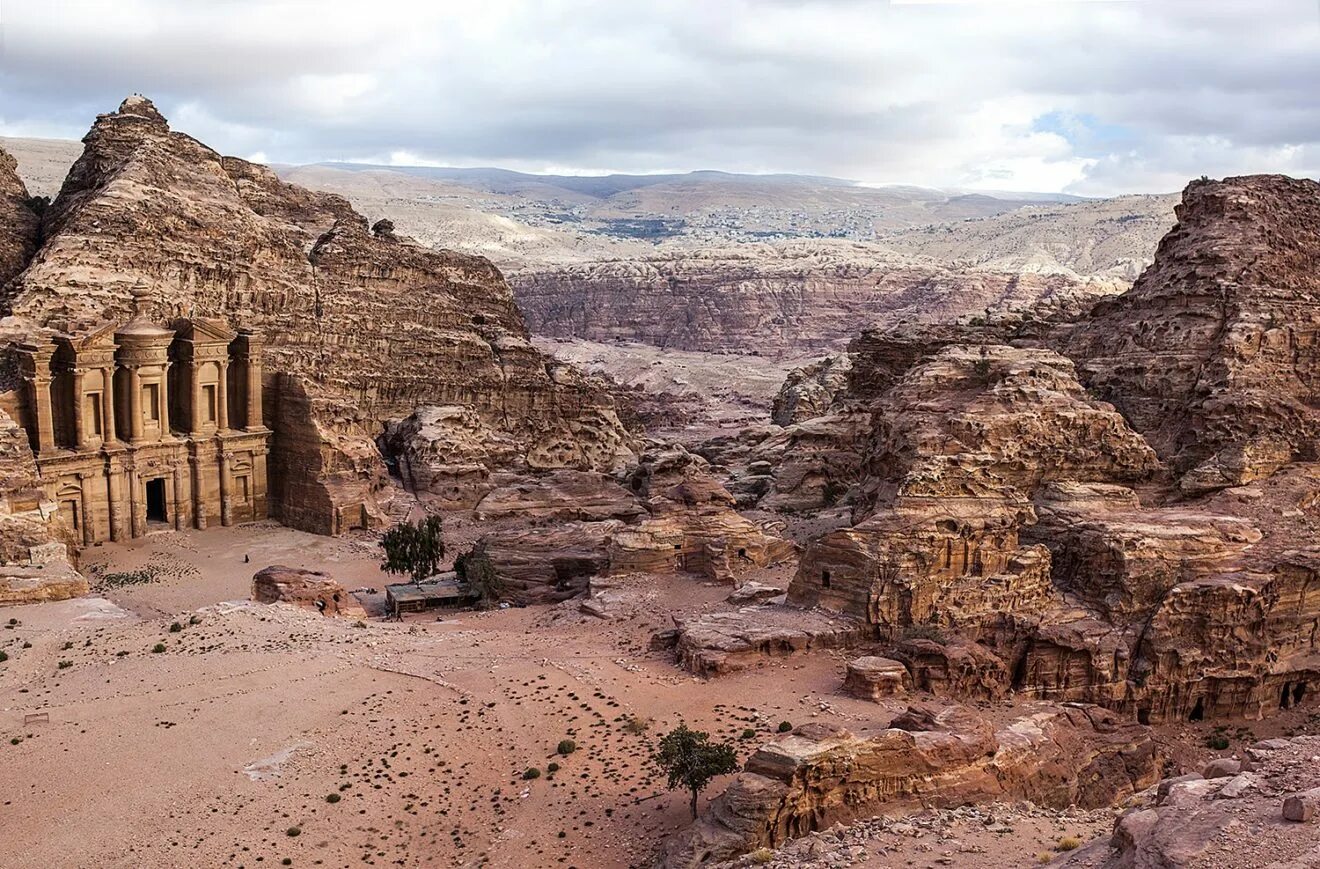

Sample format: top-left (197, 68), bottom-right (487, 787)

top-left (152, 643), bottom-right (166, 654)
top-left (286, 826), bottom-right (301, 837)
top-left (169, 622), bottom-right (183, 633)
top-left (325, 793), bottom-right (341, 804)
top-left (189, 615), bottom-right (202, 625)
top-left (0, 651), bottom-right (7, 663)
top-left (1206, 735), bottom-right (1230, 751)
top-left (749, 848), bottom-right (774, 865)
top-left (61, 641), bottom-right (73, 650)
top-left (621, 715), bottom-right (650, 735)
top-left (901, 623), bottom-right (946, 643)
top-left (57, 660), bottom-right (71, 669)
top-left (741, 728), bottom-right (756, 739)
top-left (522, 767), bottom-right (541, 780)
top-left (556, 739), bottom-right (576, 756)
top-left (777, 721), bottom-right (793, 733)
top-left (1058, 835), bottom-right (1082, 851)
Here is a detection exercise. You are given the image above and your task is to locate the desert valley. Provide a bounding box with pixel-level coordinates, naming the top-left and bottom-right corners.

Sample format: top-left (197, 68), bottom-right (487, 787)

top-left (3, 35), bottom-right (1320, 869)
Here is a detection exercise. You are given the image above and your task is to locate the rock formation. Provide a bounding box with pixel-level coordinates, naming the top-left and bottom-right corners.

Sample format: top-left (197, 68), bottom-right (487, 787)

top-left (664, 702), bottom-right (1161, 867)
top-left (0, 96), bottom-right (634, 540)
top-left (251, 564), bottom-right (366, 618)
top-left (513, 244), bottom-right (1127, 356)
top-left (0, 147), bottom-right (40, 291)
top-left (771, 354), bottom-right (851, 426)
top-left (1059, 736), bottom-right (1320, 868)
top-left (1061, 175), bottom-right (1320, 494)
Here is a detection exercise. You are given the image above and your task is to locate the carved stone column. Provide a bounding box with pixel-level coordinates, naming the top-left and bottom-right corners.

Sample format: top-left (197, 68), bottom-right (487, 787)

top-left (160, 362), bottom-right (172, 436)
top-left (191, 455), bottom-right (207, 530)
top-left (101, 366), bottom-right (117, 443)
top-left (77, 473), bottom-right (94, 545)
top-left (128, 366), bottom-right (143, 443)
top-left (72, 369), bottom-right (87, 450)
top-left (128, 467), bottom-right (145, 539)
top-left (245, 352), bottom-right (263, 430)
top-left (107, 466), bottom-right (124, 542)
top-left (216, 361), bottom-right (230, 431)
top-left (172, 464), bottom-right (187, 531)
top-left (32, 374), bottom-right (55, 454)
top-left (219, 449), bottom-right (233, 526)
top-left (190, 361), bottom-right (203, 433)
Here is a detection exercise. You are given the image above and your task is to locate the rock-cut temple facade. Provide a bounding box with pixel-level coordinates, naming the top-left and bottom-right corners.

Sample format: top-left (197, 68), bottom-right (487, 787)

top-left (13, 312), bottom-right (271, 544)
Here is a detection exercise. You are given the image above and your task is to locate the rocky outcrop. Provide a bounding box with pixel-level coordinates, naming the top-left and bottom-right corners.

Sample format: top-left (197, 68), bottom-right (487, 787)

top-left (0, 405), bottom-right (83, 605)
top-left (0, 147), bottom-right (40, 292)
top-left (664, 703), bottom-right (1161, 867)
top-left (477, 445), bottom-right (796, 602)
top-left (0, 97), bottom-right (634, 534)
top-left (771, 354), bottom-right (851, 425)
top-left (1061, 175), bottom-right (1320, 494)
top-left (671, 606), bottom-right (866, 676)
top-left (841, 655), bottom-right (910, 701)
top-left (251, 564), bottom-right (366, 618)
top-left (1060, 736), bottom-right (1320, 869)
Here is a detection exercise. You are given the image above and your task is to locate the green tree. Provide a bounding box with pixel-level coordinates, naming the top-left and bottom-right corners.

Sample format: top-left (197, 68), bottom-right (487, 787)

top-left (454, 542), bottom-right (503, 608)
top-left (379, 515), bottom-right (446, 583)
top-left (653, 723), bottom-right (739, 819)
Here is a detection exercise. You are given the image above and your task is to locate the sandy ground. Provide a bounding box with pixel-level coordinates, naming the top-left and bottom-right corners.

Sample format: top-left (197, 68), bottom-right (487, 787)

top-left (3, 522), bottom-right (1317, 869)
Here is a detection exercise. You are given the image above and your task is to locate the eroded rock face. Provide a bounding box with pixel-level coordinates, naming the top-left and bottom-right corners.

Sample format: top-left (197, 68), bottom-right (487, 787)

top-left (842, 655), bottom-right (910, 701)
top-left (771, 354), bottom-right (851, 426)
top-left (1061, 175), bottom-right (1320, 493)
top-left (0, 97), bottom-right (634, 534)
top-left (0, 405), bottom-right (83, 605)
top-left (1062, 736), bottom-right (1320, 869)
top-left (477, 444), bottom-right (796, 602)
top-left (664, 703), bottom-right (1161, 867)
top-left (251, 564), bottom-right (366, 618)
top-left (0, 147), bottom-right (40, 292)
top-left (513, 245), bottom-right (1126, 356)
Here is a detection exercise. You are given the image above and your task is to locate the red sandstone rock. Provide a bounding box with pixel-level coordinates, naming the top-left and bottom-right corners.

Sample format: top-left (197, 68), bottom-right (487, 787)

top-left (251, 565), bottom-right (366, 618)
top-left (842, 655), bottom-right (910, 700)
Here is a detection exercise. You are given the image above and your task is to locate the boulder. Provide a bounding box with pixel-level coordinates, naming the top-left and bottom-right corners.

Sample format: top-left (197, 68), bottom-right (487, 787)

top-left (842, 656), bottom-right (910, 701)
top-left (251, 565), bottom-right (365, 618)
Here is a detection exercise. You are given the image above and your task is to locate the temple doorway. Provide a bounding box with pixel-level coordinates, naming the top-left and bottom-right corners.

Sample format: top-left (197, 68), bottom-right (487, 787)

top-left (145, 478), bottom-right (168, 525)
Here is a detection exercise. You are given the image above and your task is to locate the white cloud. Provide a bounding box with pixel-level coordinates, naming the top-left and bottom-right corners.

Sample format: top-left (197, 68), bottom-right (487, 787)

top-left (1, 0), bottom-right (1317, 194)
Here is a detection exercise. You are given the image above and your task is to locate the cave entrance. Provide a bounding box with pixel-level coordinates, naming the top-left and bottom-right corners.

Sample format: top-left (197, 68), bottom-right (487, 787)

top-left (1188, 698), bottom-right (1205, 721)
top-left (821, 570), bottom-right (831, 589)
top-left (145, 478), bottom-right (168, 526)
top-left (1295, 683), bottom-right (1308, 706)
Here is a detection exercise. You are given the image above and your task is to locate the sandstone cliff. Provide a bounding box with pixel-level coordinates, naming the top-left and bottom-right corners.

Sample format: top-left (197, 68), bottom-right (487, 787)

top-left (513, 243), bottom-right (1126, 356)
top-left (0, 97), bottom-right (633, 534)
top-left (1061, 175), bottom-right (1320, 493)
top-left (0, 147), bottom-right (40, 291)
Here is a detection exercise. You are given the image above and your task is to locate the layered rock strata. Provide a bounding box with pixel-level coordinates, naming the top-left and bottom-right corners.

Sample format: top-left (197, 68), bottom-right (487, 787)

top-left (664, 703), bottom-right (1160, 867)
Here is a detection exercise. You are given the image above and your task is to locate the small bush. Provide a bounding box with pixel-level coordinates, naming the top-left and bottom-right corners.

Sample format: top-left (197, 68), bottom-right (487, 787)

top-left (621, 715), bottom-right (650, 735)
top-left (0, 651), bottom-right (8, 663)
top-left (9, 737), bottom-right (20, 745)
top-left (189, 615), bottom-right (202, 625)
top-left (61, 641), bottom-right (73, 650)
top-left (21, 641), bottom-right (31, 649)
top-left (749, 848), bottom-right (774, 865)
top-left (901, 623), bottom-right (947, 643)
top-left (169, 622), bottom-right (183, 633)
top-left (1037, 853), bottom-right (1053, 864)
top-left (57, 660), bottom-right (71, 669)
top-left (777, 721), bottom-right (793, 733)
top-left (556, 739), bottom-right (576, 756)
top-left (1206, 735), bottom-right (1230, 751)
top-left (741, 728), bottom-right (756, 739)
top-left (1058, 835), bottom-right (1082, 851)
top-left (152, 643), bottom-right (166, 654)
top-left (325, 793), bottom-right (341, 804)
top-left (522, 767), bottom-right (541, 780)
top-left (286, 826), bottom-right (301, 837)
top-left (547, 762), bottom-right (560, 773)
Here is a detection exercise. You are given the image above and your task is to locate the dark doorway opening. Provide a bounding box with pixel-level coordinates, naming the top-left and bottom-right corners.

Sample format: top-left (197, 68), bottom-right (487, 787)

top-left (146, 478), bottom-right (168, 524)
top-left (1188, 698), bottom-right (1205, 721)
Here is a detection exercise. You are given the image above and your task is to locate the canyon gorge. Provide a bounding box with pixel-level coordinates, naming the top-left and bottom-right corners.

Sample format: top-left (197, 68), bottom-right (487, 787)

top-left (1, 99), bottom-right (1318, 869)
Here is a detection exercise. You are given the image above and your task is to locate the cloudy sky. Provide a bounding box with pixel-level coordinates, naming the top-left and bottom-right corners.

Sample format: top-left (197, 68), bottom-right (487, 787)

top-left (2, 0), bottom-right (1318, 195)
